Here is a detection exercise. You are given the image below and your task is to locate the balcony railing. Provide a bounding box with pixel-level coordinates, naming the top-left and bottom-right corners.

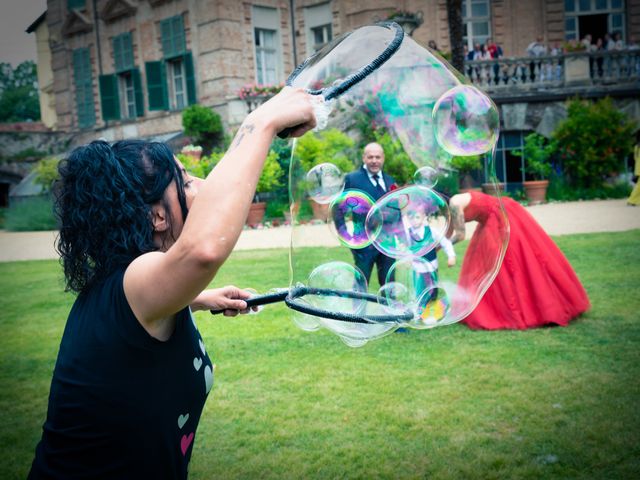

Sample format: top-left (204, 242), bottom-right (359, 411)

top-left (464, 49), bottom-right (640, 95)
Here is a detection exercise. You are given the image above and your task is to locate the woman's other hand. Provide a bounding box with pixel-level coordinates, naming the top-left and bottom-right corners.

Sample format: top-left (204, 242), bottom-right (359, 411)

top-left (191, 286), bottom-right (257, 316)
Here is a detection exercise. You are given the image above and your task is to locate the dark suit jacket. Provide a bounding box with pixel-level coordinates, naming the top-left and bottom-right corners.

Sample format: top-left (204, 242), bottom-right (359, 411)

top-left (334, 168), bottom-right (397, 247)
top-left (344, 167), bottom-right (396, 202)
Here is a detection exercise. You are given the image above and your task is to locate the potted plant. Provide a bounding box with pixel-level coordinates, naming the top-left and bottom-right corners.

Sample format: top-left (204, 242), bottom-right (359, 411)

top-left (180, 144), bottom-right (203, 161)
top-left (514, 133), bottom-right (554, 205)
top-left (247, 151), bottom-right (284, 227)
top-left (450, 154), bottom-right (483, 193)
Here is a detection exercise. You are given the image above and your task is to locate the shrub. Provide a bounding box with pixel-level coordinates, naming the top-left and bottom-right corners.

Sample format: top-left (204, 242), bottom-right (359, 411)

top-left (256, 151), bottom-right (284, 196)
top-left (33, 156), bottom-right (60, 192)
top-left (450, 155), bottom-right (482, 175)
top-left (178, 151), bottom-right (224, 179)
top-left (294, 129), bottom-right (355, 174)
top-left (181, 105), bottom-right (225, 154)
top-left (371, 130), bottom-right (415, 186)
top-left (512, 133), bottom-right (554, 180)
top-left (552, 97), bottom-right (636, 189)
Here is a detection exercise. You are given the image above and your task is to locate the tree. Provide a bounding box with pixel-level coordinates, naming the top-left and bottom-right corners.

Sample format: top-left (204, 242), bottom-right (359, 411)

top-left (0, 61), bottom-right (40, 122)
top-left (446, 0), bottom-right (465, 73)
top-left (181, 104), bottom-right (225, 155)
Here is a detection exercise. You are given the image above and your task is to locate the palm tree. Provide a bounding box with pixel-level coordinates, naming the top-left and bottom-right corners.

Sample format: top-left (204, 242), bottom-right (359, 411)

top-left (446, 0), bottom-right (465, 73)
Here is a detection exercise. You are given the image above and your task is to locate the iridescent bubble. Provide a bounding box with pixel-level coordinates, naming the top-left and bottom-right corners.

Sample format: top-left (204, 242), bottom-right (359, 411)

top-left (365, 186), bottom-right (450, 259)
top-left (329, 190), bottom-right (376, 249)
top-left (307, 261), bottom-right (368, 315)
top-left (305, 262), bottom-right (397, 345)
top-left (378, 282), bottom-right (410, 308)
top-left (305, 162), bottom-right (345, 204)
top-left (433, 85), bottom-right (499, 156)
top-left (413, 166), bottom-right (439, 188)
top-left (386, 256), bottom-right (438, 306)
top-left (413, 286), bottom-right (451, 329)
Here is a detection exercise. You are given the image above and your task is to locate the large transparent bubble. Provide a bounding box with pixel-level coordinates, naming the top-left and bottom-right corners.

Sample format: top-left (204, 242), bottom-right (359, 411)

top-left (287, 22), bottom-right (508, 347)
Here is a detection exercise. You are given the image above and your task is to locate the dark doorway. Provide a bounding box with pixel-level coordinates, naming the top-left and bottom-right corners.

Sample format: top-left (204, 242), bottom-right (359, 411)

top-left (0, 183), bottom-right (9, 207)
top-left (579, 14), bottom-right (609, 44)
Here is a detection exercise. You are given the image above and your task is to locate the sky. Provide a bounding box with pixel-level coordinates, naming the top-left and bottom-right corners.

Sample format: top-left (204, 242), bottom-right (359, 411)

top-left (0, 0), bottom-right (48, 66)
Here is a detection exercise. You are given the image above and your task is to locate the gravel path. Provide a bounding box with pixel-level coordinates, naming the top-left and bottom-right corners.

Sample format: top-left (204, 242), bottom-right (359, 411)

top-left (1, 199), bottom-right (638, 262)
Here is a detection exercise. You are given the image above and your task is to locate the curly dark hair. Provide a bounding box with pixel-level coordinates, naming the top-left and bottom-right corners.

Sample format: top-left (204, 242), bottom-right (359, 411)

top-left (54, 140), bottom-right (188, 293)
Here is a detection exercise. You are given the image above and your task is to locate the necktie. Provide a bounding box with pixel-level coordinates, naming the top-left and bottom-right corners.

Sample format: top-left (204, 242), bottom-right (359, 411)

top-left (373, 174), bottom-right (385, 197)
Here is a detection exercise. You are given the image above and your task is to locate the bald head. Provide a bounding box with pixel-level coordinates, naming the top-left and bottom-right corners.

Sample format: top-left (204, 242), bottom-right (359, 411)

top-left (363, 142), bottom-right (385, 175)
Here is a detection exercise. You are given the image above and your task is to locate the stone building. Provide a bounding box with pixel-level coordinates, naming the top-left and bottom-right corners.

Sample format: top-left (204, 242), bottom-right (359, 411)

top-left (29, 0), bottom-right (639, 142)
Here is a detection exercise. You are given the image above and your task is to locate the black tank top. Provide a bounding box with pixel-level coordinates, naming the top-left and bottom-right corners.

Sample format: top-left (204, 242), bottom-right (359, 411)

top-left (29, 268), bottom-right (213, 479)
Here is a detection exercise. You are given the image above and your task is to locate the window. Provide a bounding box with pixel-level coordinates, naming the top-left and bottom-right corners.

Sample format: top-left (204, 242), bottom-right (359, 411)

top-left (254, 28), bottom-right (278, 85)
top-left (119, 72), bottom-right (136, 118)
top-left (168, 57), bottom-right (187, 110)
top-left (113, 33), bottom-right (134, 73)
top-left (311, 24), bottom-right (332, 52)
top-left (564, 0), bottom-right (626, 41)
top-left (492, 131), bottom-right (530, 185)
top-left (99, 33), bottom-right (143, 121)
top-left (160, 15), bottom-right (186, 59)
top-left (462, 0), bottom-right (491, 50)
top-left (72, 48), bottom-right (95, 128)
top-left (145, 53), bottom-right (195, 111)
top-left (304, 2), bottom-right (333, 55)
top-left (252, 6), bottom-right (281, 85)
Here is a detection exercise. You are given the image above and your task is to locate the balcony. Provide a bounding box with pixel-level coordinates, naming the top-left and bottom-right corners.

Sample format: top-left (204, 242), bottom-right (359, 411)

top-left (464, 49), bottom-right (640, 102)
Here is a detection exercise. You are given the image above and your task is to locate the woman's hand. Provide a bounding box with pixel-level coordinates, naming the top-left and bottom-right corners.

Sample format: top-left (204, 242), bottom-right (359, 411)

top-left (190, 286), bottom-right (256, 316)
top-left (248, 87), bottom-right (317, 138)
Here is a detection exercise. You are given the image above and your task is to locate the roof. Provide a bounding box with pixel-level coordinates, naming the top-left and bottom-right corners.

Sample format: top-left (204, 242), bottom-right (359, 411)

top-left (26, 11), bottom-right (46, 34)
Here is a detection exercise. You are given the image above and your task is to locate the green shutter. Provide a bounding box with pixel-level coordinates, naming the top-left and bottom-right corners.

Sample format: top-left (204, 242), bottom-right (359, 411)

top-left (145, 61), bottom-right (168, 111)
top-left (184, 52), bottom-right (196, 105)
top-left (99, 74), bottom-right (120, 121)
top-left (172, 16), bottom-right (186, 56)
top-left (68, 0), bottom-right (85, 10)
top-left (132, 68), bottom-right (144, 117)
top-left (72, 48), bottom-right (95, 128)
top-left (160, 15), bottom-right (186, 58)
top-left (113, 33), bottom-right (134, 72)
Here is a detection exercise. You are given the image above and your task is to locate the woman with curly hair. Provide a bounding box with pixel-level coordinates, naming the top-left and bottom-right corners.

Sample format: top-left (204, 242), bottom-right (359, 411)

top-left (28, 88), bottom-right (316, 479)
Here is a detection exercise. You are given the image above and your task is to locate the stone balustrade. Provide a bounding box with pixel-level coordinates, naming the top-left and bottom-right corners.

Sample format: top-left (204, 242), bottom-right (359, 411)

top-left (464, 49), bottom-right (640, 96)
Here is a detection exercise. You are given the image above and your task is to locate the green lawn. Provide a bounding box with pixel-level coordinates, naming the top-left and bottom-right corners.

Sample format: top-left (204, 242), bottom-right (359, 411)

top-left (1, 230), bottom-right (639, 479)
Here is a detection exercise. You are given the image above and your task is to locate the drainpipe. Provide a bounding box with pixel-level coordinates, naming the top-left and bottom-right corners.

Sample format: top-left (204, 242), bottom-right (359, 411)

top-left (92, 0), bottom-right (103, 76)
top-left (289, 0), bottom-right (297, 66)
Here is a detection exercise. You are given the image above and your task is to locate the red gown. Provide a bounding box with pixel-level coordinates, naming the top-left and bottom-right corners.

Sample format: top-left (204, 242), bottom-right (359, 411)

top-left (460, 191), bottom-right (590, 330)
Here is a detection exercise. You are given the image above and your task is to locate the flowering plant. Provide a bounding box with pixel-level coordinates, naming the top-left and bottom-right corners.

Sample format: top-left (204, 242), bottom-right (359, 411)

top-left (237, 83), bottom-right (284, 100)
top-left (181, 144), bottom-right (202, 153)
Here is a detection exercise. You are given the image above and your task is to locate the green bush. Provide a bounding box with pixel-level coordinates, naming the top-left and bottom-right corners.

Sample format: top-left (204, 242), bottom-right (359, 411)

top-left (256, 151), bottom-right (284, 195)
top-left (33, 157), bottom-right (61, 192)
top-left (371, 130), bottom-right (416, 186)
top-left (513, 133), bottom-right (554, 180)
top-left (450, 155), bottom-right (482, 175)
top-left (181, 105), bottom-right (225, 154)
top-left (552, 97), bottom-right (636, 189)
top-left (294, 128), bottom-right (355, 174)
top-left (546, 170), bottom-right (632, 201)
top-left (177, 151), bottom-right (224, 179)
top-left (5, 196), bottom-right (57, 231)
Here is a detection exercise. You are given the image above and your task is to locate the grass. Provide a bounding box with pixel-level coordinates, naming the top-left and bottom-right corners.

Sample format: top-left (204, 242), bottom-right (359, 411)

top-left (1, 230), bottom-right (639, 479)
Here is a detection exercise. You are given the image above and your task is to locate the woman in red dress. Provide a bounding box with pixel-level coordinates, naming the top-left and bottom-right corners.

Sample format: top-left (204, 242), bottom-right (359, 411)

top-left (448, 191), bottom-right (590, 329)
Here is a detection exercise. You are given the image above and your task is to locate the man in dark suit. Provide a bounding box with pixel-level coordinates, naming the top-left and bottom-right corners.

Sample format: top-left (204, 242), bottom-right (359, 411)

top-left (342, 142), bottom-right (397, 287)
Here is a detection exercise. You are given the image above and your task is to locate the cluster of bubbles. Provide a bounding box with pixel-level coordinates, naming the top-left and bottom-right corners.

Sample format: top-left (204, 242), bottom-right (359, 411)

top-left (281, 23), bottom-right (504, 347)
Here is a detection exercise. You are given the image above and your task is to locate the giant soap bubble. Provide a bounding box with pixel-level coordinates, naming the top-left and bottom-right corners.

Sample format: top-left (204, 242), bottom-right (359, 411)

top-left (286, 22), bottom-right (508, 346)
